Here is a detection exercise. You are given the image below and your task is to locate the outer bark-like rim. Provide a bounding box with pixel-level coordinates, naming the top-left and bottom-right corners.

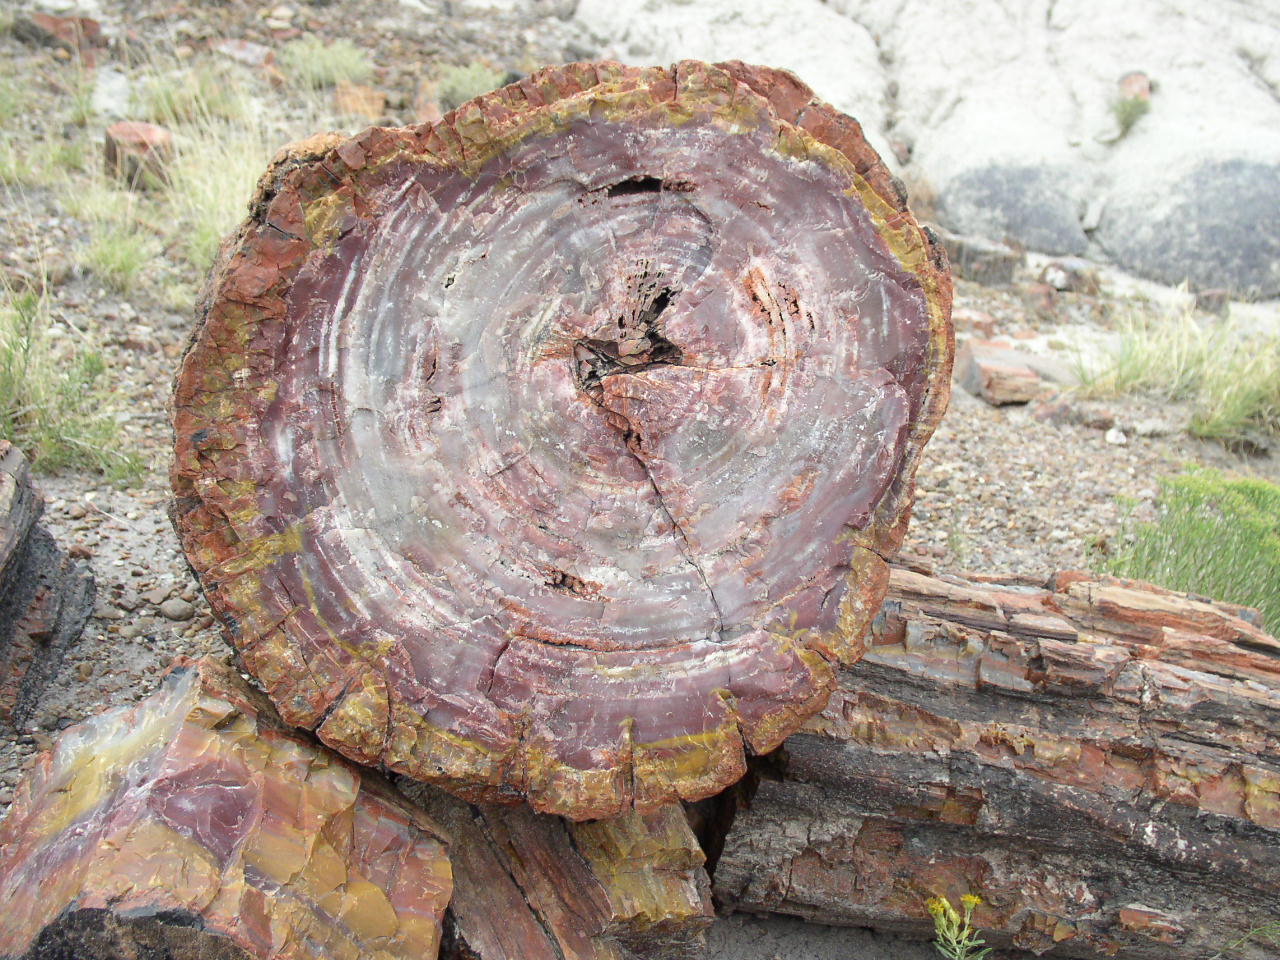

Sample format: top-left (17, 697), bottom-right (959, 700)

top-left (171, 60), bottom-right (953, 819)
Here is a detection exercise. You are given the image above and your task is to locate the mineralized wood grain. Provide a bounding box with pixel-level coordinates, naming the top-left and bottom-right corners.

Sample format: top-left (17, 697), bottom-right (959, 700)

top-left (0, 441), bottom-right (94, 729)
top-left (170, 60), bottom-right (953, 819)
top-left (403, 783), bottom-right (712, 960)
top-left (0, 657), bottom-right (452, 960)
top-left (714, 564), bottom-right (1280, 959)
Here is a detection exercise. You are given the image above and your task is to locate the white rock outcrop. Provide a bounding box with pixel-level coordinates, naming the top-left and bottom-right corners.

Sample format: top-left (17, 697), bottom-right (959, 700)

top-left (569, 0), bottom-right (1280, 298)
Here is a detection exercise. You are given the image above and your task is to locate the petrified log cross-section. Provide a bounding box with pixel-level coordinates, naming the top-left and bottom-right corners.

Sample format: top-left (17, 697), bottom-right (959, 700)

top-left (171, 60), bottom-right (952, 819)
top-left (715, 564), bottom-right (1280, 959)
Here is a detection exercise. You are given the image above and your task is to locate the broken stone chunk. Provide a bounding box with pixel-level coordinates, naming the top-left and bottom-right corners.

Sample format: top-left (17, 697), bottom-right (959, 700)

top-left (930, 225), bottom-right (1023, 286)
top-left (104, 121), bottom-right (174, 190)
top-left (404, 783), bottom-right (713, 960)
top-left (12, 12), bottom-right (104, 63)
top-left (0, 657), bottom-right (452, 960)
top-left (0, 442), bottom-right (95, 730)
top-left (956, 339), bottom-right (1043, 405)
top-left (1039, 256), bottom-right (1100, 294)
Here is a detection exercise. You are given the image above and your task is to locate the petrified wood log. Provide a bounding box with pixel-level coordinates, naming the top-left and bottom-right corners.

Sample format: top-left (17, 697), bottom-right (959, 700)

top-left (714, 564), bottom-right (1280, 959)
top-left (170, 60), bottom-right (953, 819)
top-left (404, 783), bottom-right (712, 960)
top-left (0, 441), bottom-right (94, 729)
top-left (0, 657), bottom-right (452, 960)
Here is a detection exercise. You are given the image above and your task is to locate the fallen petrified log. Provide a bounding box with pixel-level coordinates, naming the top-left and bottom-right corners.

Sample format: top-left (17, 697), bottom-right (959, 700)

top-left (170, 59), bottom-right (953, 819)
top-left (0, 441), bottom-right (94, 729)
top-left (715, 563), bottom-right (1280, 959)
top-left (0, 657), bottom-right (452, 960)
top-left (403, 784), bottom-right (712, 960)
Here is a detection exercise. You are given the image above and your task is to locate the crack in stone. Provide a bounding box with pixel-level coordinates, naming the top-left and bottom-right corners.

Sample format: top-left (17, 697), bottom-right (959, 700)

top-left (572, 282), bottom-right (726, 642)
top-left (626, 433), bottom-right (727, 643)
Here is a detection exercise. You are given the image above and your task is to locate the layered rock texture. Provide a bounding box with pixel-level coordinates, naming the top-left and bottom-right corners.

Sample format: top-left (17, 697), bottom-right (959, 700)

top-left (405, 785), bottom-right (713, 960)
top-left (715, 563), bottom-right (1280, 959)
top-left (0, 441), bottom-right (94, 729)
top-left (0, 657), bottom-right (453, 960)
top-left (170, 60), bottom-right (953, 820)
top-left (570, 0), bottom-right (1280, 298)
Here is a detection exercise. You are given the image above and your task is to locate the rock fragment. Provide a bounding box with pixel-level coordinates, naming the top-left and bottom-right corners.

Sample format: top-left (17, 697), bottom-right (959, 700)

top-left (104, 121), bottom-right (174, 190)
top-left (955, 339), bottom-right (1042, 405)
top-left (931, 226), bottom-right (1023, 285)
top-left (12, 12), bottom-right (104, 64)
top-left (0, 442), bottom-right (94, 730)
top-left (407, 785), bottom-right (713, 960)
top-left (0, 657), bottom-right (453, 960)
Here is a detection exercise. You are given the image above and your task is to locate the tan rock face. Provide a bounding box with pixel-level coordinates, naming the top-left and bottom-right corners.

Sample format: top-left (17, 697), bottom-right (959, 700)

top-left (0, 658), bottom-right (452, 960)
top-left (169, 59), bottom-right (953, 821)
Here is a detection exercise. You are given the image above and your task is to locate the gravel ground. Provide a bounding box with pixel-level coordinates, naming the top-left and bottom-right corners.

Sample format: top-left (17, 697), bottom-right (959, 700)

top-left (1, 1), bottom-right (1278, 955)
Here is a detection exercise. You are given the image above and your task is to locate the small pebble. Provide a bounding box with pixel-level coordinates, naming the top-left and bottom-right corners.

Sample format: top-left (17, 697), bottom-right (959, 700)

top-left (159, 597), bottom-right (196, 622)
top-left (141, 586), bottom-right (172, 605)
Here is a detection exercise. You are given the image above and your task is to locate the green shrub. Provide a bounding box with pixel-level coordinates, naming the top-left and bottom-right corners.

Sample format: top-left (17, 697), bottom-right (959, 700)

top-left (437, 61), bottom-right (507, 111)
top-left (280, 36), bottom-right (372, 89)
top-left (1105, 468), bottom-right (1280, 632)
top-left (1112, 95), bottom-right (1150, 137)
top-left (0, 285), bottom-right (141, 480)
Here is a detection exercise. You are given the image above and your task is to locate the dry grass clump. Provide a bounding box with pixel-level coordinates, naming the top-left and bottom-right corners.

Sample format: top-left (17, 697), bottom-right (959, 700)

top-left (136, 60), bottom-right (250, 125)
top-left (0, 279), bottom-right (141, 479)
top-left (165, 117), bottom-right (276, 270)
top-left (436, 61), bottom-right (507, 110)
top-left (115, 54), bottom-right (337, 273)
top-left (1075, 302), bottom-right (1280, 446)
top-left (279, 36), bottom-right (372, 89)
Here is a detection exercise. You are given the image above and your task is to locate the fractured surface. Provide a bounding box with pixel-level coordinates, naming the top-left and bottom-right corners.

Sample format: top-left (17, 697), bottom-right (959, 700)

top-left (0, 658), bottom-right (452, 960)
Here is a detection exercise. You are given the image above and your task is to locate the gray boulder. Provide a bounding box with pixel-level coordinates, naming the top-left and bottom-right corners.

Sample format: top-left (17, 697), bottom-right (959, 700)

top-left (939, 165), bottom-right (1089, 255)
top-left (1098, 158), bottom-right (1280, 299)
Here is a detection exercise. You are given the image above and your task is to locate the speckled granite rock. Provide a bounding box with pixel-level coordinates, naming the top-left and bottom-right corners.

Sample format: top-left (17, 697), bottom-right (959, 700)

top-left (170, 59), bottom-right (953, 820)
top-left (0, 657), bottom-right (452, 960)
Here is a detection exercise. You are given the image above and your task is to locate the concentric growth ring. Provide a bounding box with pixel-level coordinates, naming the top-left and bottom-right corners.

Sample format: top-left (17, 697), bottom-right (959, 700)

top-left (171, 60), bottom-right (953, 819)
